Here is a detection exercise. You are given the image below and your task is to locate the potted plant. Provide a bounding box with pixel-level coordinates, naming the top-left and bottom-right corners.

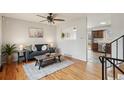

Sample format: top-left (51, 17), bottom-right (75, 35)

top-left (2, 44), bottom-right (17, 64)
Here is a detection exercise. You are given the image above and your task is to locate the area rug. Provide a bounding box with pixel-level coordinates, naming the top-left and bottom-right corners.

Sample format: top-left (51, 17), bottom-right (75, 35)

top-left (23, 61), bottom-right (74, 80)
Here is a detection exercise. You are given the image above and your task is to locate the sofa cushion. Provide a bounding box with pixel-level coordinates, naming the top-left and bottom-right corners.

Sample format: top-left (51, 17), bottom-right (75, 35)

top-left (30, 51), bottom-right (43, 56)
top-left (35, 44), bottom-right (48, 51)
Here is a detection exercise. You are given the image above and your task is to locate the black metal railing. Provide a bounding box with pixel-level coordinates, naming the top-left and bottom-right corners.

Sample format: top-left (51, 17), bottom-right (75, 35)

top-left (99, 56), bottom-right (124, 80)
top-left (100, 35), bottom-right (124, 80)
top-left (105, 35), bottom-right (124, 59)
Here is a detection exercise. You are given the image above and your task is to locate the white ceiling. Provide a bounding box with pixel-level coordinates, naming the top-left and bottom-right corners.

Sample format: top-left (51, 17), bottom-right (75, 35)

top-left (0, 13), bottom-right (111, 27)
top-left (0, 13), bottom-right (84, 25)
top-left (87, 13), bottom-right (111, 28)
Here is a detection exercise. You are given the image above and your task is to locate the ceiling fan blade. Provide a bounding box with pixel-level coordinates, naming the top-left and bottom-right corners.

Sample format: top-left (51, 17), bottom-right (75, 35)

top-left (52, 14), bottom-right (57, 18)
top-left (40, 20), bottom-right (47, 22)
top-left (37, 15), bottom-right (47, 18)
top-left (54, 19), bottom-right (65, 21)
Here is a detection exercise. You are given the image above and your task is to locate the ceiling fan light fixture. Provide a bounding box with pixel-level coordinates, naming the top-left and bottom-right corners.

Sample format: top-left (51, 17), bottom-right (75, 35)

top-left (73, 27), bottom-right (77, 32)
top-left (37, 13), bottom-right (65, 24)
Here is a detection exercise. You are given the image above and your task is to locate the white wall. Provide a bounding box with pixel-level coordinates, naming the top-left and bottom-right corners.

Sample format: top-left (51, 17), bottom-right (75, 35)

top-left (2, 16), bottom-right (87, 62)
top-left (111, 14), bottom-right (124, 59)
top-left (2, 17), bottom-right (57, 45)
top-left (2, 17), bottom-right (57, 61)
top-left (56, 17), bottom-right (87, 61)
top-left (111, 14), bottom-right (124, 40)
top-left (0, 16), bottom-right (2, 66)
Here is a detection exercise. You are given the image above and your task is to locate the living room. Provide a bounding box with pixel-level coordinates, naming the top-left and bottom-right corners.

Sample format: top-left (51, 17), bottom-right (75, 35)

top-left (1, 1), bottom-right (124, 93)
top-left (0, 13), bottom-right (124, 80)
top-left (0, 13), bottom-right (90, 80)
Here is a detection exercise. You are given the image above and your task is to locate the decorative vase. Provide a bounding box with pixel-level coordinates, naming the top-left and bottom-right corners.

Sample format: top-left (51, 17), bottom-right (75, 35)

top-left (7, 55), bottom-right (13, 64)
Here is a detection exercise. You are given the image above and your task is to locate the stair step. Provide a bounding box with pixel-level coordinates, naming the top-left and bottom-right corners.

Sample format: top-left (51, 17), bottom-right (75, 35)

top-left (118, 74), bottom-right (124, 80)
top-left (107, 76), bottom-right (115, 80)
top-left (107, 74), bottom-right (124, 80)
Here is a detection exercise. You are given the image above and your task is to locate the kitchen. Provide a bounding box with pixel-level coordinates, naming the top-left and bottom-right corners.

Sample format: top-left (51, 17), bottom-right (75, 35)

top-left (87, 14), bottom-right (111, 63)
top-left (91, 29), bottom-right (111, 54)
top-left (87, 25), bottom-right (111, 63)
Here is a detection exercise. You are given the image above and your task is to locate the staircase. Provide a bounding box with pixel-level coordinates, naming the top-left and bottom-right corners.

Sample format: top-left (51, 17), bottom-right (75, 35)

top-left (99, 35), bottom-right (124, 80)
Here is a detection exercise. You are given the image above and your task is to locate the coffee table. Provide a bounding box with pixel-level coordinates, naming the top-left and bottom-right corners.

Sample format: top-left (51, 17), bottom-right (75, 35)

top-left (34, 53), bottom-right (62, 70)
top-left (50, 53), bottom-right (62, 62)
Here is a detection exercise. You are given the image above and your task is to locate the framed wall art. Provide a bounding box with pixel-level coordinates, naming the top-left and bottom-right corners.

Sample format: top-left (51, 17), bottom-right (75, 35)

top-left (29, 28), bottom-right (43, 38)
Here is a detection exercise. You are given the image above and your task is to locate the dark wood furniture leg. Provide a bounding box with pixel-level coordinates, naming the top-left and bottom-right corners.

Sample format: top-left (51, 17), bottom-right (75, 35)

top-left (39, 62), bottom-right (41, 70)
top-left (24, 52), bottom-right (26, 62)
top-left (35, 60), bottom-right (38, 66)
top-left (17, 52), bottom-right (19, 64)
top-left (0, 64), bottom-right (3, 72)
top-left (17, 51), bottom-right (26, 63)
top-left (39, 60), bottom-right (43, 70)
top-left (58, 55), bottom-right (61, 62)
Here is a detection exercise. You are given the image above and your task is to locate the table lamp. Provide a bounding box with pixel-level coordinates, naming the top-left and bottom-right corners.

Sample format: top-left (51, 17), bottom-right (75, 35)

top-left (19, 44), bottom-right (24, 51)
top-left (49, 42), bottom-right (54, 47)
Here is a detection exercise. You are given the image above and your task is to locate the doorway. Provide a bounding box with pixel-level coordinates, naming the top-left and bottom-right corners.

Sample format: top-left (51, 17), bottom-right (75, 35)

top-left (87, 14), bottom-right (111, 64)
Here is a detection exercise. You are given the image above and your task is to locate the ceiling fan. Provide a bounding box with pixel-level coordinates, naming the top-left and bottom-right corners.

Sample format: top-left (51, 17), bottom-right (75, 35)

top-left (37, 13), bottom-right (65, 24)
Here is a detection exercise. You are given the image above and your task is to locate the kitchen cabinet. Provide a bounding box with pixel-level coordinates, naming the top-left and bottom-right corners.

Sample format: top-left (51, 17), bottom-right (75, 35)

top-left (92, 30), bottom-right (104, 38)
top-left (91, 30), bottom-right (111, 54)
top-left (92, 43), bottom-right (111, 54)
top-left (92, 43), bottom-right (98, 52)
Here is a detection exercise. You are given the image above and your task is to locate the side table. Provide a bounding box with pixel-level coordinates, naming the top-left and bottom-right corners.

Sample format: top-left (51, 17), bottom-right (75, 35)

top-left (17, 50), bottom-right (27, 63)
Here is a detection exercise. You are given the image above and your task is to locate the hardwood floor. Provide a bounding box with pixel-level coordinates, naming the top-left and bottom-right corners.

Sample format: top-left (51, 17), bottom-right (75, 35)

top-left (0, 57), bottom-right (102, 80)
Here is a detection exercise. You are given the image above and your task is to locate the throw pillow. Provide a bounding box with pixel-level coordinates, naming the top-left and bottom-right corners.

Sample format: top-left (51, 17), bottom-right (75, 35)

top-left (41, 45), bottom-right (47, 51)
top-left (32, 45), bottom-right (37, 51)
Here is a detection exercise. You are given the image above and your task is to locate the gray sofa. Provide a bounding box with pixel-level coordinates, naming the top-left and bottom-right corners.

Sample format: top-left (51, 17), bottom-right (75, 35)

top-left (26, 44), bottom-right (56, 60)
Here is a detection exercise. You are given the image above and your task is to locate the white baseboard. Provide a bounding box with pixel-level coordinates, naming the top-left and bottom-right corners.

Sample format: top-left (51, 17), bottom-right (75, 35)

top-left (65, 55), bottom-right (86, 62)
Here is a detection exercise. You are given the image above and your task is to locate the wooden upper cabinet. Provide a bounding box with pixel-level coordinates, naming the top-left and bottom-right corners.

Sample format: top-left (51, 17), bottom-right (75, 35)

top-left (92, 30), bottom-right (104, 38)
top-left (97, 31), bottom-right (104, 38)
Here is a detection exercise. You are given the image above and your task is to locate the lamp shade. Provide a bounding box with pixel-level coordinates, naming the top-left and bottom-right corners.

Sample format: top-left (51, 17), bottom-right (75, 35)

top-left (50, 42), bottom-right (54, 47)
top-left (19, 44), bottom-right (24, 51)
